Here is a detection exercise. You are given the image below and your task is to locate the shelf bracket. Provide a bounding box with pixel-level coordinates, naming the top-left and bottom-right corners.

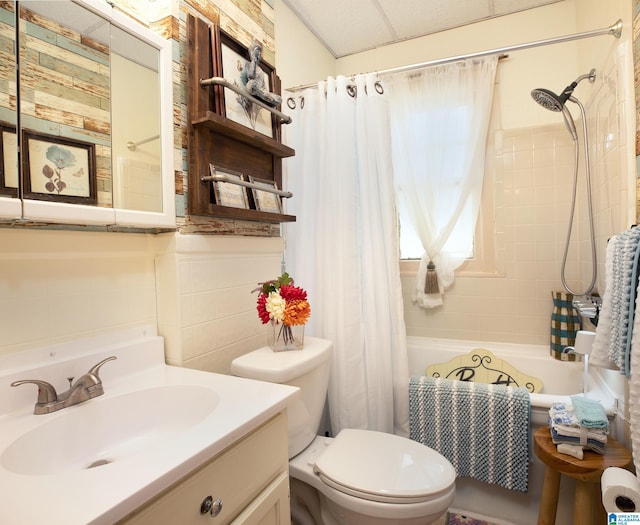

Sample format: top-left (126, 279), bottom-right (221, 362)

top-left (200, 77), bottom-right (292, 125)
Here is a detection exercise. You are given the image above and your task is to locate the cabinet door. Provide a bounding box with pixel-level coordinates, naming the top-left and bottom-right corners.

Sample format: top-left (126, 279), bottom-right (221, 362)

top-left (231, 472), bottom-right (290, 525)
top-left (119, 412), bottom-right (288, 525)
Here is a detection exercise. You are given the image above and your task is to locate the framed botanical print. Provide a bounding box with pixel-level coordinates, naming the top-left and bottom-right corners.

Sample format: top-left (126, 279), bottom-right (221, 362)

top-left (22, 131), bottom-right (97, 205)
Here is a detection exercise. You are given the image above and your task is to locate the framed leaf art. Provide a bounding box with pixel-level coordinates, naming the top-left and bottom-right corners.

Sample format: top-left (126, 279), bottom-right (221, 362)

top-left (22, 131), bottom-right (96, 205)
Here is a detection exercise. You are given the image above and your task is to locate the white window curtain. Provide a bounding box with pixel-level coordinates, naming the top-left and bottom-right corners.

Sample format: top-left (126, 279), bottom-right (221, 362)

top-left (387, 57), bottom-right (498, 308)
top-left (283, 75), bottom-right (409, 437)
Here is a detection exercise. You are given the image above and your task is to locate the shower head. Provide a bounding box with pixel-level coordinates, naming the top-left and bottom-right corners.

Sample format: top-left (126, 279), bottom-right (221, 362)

top-left (530, 88), bottom-right (578, 139)
top-left (531, 88), bottom-right (565, 112)
top-left (530, 69), bottom-right (595, 140)
top-left (530, 69), bottom-right (596, 112)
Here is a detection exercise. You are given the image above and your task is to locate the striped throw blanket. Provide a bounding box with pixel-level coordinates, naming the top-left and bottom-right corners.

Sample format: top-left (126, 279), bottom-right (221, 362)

top-left (409, 376), bottom-right (530, 492)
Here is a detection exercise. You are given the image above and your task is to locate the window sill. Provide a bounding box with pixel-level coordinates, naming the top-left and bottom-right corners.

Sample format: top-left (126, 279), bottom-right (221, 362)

top-left (399, 258), bottom-right (504, 278)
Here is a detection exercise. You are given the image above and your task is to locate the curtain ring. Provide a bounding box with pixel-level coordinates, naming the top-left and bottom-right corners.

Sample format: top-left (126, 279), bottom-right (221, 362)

top-left (300, 96), bottom-right (304, 109)
top-left (375, 81), bottom-right (384, 94)
top-left (286, 97), bottom-right (296, 110)
top-left (346, 84), bottom-right (357, 97)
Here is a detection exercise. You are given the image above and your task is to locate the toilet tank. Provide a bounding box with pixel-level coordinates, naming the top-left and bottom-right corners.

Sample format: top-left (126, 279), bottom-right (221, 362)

top-left (231, 337), bottom-right (332, 458)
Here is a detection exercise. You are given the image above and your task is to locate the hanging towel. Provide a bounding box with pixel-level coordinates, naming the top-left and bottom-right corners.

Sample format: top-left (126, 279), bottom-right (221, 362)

top-left (570, 396), bottom-right (609, 430)
top-left (590, 235), bottom-right (618, 369)
top-left (591, 228), bottom-right (640, 375)
top-left (629, 250), bottom-right (640, 476)
top-left (409, 376), bottom-right (530, 492)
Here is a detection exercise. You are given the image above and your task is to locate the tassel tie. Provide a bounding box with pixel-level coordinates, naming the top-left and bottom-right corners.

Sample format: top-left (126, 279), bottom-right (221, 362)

top-left (424, 259), bottom-right (440, 294)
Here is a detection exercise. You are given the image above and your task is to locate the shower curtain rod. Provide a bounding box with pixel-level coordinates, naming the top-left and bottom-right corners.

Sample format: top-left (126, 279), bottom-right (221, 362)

top-left (285, 18), bottom-right (623, 92)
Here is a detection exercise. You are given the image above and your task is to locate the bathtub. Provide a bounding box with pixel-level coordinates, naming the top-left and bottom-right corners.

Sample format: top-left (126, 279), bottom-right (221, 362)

top-left (406, 335), bottom-right (617, 524)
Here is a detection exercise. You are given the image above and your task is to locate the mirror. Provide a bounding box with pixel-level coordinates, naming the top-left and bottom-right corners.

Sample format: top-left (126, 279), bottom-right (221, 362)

top-left (110, 26), bottom-right (162, 213)
top-left (19, 0), bottom-right (111, 208)
top-left (0, 0), bottom-right (173, 227)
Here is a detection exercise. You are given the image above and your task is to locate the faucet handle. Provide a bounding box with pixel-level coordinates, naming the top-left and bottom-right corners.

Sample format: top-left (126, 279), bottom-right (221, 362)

top-left (87, 356), bottom-right (117, 381)
top-left (11, 379), bottom-right (58, 404)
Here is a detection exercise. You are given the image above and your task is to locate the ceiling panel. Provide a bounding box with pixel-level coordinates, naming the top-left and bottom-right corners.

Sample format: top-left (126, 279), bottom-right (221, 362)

top-left (283, 0), bottom-right (563, 58)
top-left (377, 0), bottom-right (491, 42)
top-left (285, 0), bottom-right (397, 58)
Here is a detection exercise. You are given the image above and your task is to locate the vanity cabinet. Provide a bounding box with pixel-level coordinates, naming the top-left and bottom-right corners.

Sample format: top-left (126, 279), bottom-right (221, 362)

top-left (118, 411), bottom-right (290, 525)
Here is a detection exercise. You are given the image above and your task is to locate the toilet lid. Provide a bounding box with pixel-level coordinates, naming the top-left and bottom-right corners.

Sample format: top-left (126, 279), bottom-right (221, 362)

top-left (314, 429), bottom-right (456, 504)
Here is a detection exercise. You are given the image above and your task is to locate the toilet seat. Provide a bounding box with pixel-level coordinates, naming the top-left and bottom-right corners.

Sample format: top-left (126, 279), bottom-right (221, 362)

top-left (313, 429), bottom-right (456, 504)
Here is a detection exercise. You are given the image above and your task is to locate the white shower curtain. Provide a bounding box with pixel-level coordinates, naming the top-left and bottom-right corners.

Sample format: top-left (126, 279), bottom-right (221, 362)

top-left (387, 57), bottom-right (498, 308)
top-left (283, 75), bottom-right (409, 437)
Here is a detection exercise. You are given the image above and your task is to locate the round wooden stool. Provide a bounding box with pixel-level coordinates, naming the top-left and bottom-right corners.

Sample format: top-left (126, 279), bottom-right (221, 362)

top-left (534, 426), bottom-right (632, 525)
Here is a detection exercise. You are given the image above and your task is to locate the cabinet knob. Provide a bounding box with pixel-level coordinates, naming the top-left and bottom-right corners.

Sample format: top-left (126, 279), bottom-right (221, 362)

top-left (210, 498), bottom-right (223, 517)
top-left (200, 496), bottom-right (223, 518)
top-left (200, 496), bottom-right (213, 515)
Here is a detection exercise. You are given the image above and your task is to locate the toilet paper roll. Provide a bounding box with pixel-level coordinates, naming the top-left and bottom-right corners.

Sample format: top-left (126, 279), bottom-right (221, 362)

top-left (601, 467), bottom-right (640, 513)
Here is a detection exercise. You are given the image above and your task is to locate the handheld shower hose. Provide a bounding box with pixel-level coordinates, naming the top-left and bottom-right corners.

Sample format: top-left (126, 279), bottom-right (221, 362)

top-left (530, 70), bottom-right (597, 297)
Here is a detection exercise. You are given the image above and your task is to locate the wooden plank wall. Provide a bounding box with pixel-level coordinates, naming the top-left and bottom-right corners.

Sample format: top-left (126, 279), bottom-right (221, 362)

top-left (19, 5), bottom-right (112, 206)
top-left (0, 0), bottom-right (280, 235)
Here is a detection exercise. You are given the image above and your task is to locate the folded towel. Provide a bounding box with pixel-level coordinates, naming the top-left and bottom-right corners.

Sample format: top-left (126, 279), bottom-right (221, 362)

top-left (549, 403), bottom-right (579, 427)
top-left (548, 402), bottom-right (607, 437)
top-left (557, 443), bottom-right (583, 460)
top-left (550, 426), bottom-right (606, 454)
top-left (570, 396), bottom-right (609, 430)
top-left (551, 424), bottom-right (607, 446)
top-left (550, 402), bottom-right (571, 412)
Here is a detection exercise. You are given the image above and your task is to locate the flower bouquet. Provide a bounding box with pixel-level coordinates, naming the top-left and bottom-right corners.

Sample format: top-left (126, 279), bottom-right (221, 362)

top-left (255, 272), bottom-right (310, 351)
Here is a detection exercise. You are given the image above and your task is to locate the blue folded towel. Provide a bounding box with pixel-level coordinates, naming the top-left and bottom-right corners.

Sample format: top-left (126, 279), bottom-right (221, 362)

top-left (571, 396), bottom-right (608, 430)
top-left (550, 426), bottom-right (606, 455)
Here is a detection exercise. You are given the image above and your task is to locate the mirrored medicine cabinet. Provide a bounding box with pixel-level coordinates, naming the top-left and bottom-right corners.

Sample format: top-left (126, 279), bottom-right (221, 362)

top-left (0, 0), bottom-right (175, 229)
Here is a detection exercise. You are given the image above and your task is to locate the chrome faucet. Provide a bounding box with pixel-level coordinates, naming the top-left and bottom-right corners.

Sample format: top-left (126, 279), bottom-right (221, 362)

top-left (11, 356), bottom-right (117, 415)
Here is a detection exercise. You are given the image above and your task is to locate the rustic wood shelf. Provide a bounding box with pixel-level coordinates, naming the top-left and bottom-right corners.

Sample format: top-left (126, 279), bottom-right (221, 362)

top-left (187, 15), bottom-right (295, 224)
top-left (192, 112), bottom-right (294, 159)
top-left (196, 204), bottom-right (296, 223)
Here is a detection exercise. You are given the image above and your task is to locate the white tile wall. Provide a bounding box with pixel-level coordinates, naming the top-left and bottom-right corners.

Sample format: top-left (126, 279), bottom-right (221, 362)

top-left (157, 234), bottom-right (284, 373)
top-left (403, 44), bottom-right (632, 345)
top-left (0, 229), bottom-right (284, 376)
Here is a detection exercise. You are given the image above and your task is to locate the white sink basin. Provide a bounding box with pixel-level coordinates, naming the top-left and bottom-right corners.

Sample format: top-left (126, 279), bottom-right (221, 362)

top-left (0, 326), bottom-right (298, 525)
top-left (1, 385), bottom-right (219, 476)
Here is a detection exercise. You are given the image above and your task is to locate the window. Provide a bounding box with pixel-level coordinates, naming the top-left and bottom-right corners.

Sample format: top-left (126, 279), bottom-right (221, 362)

top-left (399, 128), bottom-right (499, 276)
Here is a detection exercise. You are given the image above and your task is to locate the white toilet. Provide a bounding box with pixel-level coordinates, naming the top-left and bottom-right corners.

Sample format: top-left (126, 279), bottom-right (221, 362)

top-left (231, 337), bottom-right (456, 525)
